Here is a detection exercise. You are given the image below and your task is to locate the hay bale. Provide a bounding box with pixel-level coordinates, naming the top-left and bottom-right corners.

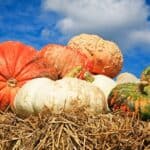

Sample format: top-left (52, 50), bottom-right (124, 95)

top-left (0, 108), bottom-right (149, 150)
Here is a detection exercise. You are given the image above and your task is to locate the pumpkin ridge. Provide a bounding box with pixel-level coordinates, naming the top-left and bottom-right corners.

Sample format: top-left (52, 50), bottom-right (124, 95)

top-left (14, 56), bottom-right (39, 78)
top-left (0, 72), bottom-right (8, 81)
top-left (11, 43), bottom-right (22, 76)
top-left (0, 83), bottom-right (6, 91)
top-left (12, 44), bottom-right (37, 77)
top-left (0, 49), bottom-right (12, 79)
top-left (0, 88), bottom-right (10, 109)
top-left (0, 42), bottom-right (23, 77)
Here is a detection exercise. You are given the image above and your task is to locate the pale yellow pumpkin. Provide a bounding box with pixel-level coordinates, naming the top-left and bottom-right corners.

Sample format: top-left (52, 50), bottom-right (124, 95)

top-left (92, 75), bottom-right (116, 99)
top-left (116, 72), bottom-right (140, 84)
top-left (83, 72), bottom-right (116, 111)
top-left (14, 77), bottom-right (107, 117)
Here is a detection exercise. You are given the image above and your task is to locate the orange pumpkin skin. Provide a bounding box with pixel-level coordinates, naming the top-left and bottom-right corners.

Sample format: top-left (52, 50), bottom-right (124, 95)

top-left (39, 44), bottom-right (94, 79)
top-left (0, 41), bottom-right (53, 110)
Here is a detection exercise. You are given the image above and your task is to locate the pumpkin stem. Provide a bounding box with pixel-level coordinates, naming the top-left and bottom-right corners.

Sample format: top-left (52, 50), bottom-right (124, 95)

top-left (83, 71), bottom-right (95, 82)
top-left (65, 66), bottom-right (83, 78)
top-left (7, 78), bottom-right (17, 87)
top-left (139, 81), bottom-right (150, 95)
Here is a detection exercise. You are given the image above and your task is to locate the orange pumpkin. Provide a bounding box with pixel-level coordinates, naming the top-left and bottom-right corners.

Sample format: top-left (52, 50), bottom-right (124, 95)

top-left (0, 41), bottom-right (54, 110)
top-left (39, 44), bottom-right (94, 79)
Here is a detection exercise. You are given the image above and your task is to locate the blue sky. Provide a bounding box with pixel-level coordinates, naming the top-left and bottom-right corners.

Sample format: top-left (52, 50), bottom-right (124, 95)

top-left (0, 0), bottom-right (150, 78)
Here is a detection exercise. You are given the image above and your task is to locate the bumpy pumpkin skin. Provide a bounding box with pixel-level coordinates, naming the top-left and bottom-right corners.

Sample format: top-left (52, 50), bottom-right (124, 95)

top-left (0, 41), bottom-right (53, 110)
top-left (108, 83), bottom-right (150, 120)
top-left (68, 34), bottom-right (123, 78)
top-left (39, 44), bottom-right (94, 79)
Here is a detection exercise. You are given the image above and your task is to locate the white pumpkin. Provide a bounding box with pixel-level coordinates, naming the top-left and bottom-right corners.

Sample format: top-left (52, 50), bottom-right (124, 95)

top-left (13, 78), bottom-right (55, 117)
top-left (66, 67), bottom-right (116, 101)
top-left (90, 75), bottom-right (116, 111)
top-left (116, 72), bottom-right (140, 84)
top-left (84, 72), bottom-right (116, 100)
top-left (14, 77), bottom-right (107, 117)
top-left (92, 75), bottom-right (116, 99)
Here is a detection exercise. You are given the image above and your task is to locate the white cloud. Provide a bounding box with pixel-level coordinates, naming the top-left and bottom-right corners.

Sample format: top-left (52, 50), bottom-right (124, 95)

top-left (42, 0), bottom-right (150, 50)
top-left (129, 29), bottom-right (150, 44)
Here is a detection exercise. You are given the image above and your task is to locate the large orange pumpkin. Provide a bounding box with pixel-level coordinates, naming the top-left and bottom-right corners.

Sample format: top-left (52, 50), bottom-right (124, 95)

top-left (39, 44), bottom-right (94, 79)
top-left (0, 41), bottom-right (55, 110)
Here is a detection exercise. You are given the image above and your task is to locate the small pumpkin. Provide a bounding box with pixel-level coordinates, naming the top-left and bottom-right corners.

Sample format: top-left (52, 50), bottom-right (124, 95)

top-left (68, 33), bottom-right (123, 78)
top-left (38, 44), bottom-right (94, 79)
top-left (108, 83), bottom-right (150, 120)
top-left (0, 41), bottom-right (53, 110)
top-left (108, 67), bottom-right (150, 120)
top-left (83, 72), bottom-right (116, 99)
top-left (116, 72), bottom-right (140, 84)
top-left (14, 77), bottom-right (107, 117)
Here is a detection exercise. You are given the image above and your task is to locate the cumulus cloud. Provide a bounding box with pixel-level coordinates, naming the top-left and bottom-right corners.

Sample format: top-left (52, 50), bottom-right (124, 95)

top-left (42, 0), bottom-right (150, 50)
top-left (129, 29), bottom-right (150, 44)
